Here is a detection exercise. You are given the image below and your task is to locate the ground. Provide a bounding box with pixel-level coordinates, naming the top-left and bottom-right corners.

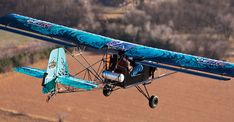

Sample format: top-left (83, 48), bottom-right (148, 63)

top-left (0, 53), bottom-right (234, 122)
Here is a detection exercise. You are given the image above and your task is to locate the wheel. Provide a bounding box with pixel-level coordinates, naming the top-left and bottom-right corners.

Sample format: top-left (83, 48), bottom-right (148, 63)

top-left (103, 88), bottom-right (112, 96)
top-left (103, 84), bottom-right (112, 97)
top-left (149, 96), bottom-right (158, 108)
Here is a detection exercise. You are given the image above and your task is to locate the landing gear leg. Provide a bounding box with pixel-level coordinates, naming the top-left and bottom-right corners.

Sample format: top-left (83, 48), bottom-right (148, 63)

top-left (135, 84), bottom-right (159, 108)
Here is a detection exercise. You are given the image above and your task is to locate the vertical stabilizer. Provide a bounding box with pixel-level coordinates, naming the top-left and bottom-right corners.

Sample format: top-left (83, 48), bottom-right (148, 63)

top-left (42, 48), bottom-right (68, 94)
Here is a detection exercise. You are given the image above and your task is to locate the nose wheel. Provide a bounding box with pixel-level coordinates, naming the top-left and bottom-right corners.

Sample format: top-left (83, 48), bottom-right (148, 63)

top-left (103, 84), bottom-right (113, 97)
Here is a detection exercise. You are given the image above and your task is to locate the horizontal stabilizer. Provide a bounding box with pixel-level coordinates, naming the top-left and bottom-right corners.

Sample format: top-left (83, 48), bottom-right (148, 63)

top-left (58, 76), bottom-right (98, 90)
top-left (14, 67), bottom-right (46, 78)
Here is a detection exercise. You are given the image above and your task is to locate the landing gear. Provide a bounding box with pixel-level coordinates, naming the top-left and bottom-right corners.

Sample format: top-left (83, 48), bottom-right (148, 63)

top-left (136, 84), bottom-right (159, 109)
top-left (103, 82), bottom-right (159, 108)
top-left (149, 95), bottom-right (158, 108)
top-left (103, 84), bottom-right (113, 97)
top-left (46, 91), bottom-right (56, 102)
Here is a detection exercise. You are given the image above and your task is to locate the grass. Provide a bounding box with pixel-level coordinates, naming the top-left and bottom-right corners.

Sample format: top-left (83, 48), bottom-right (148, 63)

top-left (0, 30), bottom-right (55, 73)
top-left (0, 46), bottom-right (54, 73)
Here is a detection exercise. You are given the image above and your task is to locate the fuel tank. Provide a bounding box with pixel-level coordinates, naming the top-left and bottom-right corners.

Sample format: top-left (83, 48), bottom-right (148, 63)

top-left (102, 70), bottom-right (125, 82)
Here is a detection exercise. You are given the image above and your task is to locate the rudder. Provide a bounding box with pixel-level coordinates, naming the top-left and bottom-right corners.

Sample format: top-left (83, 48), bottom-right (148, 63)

top-left (42, 48), bottom-right (69, 94)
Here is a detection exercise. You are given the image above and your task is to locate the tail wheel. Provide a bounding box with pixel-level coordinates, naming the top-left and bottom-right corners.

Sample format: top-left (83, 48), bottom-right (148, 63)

top-left (149, 96), bottom-right (158, 108)
top-left (103, 84), bottom-right (112, 97)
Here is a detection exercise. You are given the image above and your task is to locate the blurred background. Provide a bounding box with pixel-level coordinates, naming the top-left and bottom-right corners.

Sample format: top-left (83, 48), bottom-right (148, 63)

top-left (1, 0), bottom-right (234, 73)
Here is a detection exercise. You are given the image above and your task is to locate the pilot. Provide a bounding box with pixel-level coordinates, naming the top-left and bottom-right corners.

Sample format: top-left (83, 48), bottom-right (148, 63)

top-left (115, 51), bottom-right (144, 77)
top-left (115, 55), bottom-right (131, 74)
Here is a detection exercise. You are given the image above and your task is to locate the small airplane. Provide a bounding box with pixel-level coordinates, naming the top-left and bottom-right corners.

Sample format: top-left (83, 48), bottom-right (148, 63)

top-left (1, 13), bottom-right (234, 108)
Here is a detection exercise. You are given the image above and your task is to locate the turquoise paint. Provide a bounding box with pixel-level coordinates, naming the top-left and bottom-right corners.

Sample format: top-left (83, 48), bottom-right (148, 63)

top-left (2, 13), bottom-right (234, 77)
top-left (14, 67), bottom-right (45, 78)
top-left (58, 76), bottom-right (98, 90)
top-left (14, 48), bottom-right (98, 93)
top-left (0, 13), bottom-right (111, 48)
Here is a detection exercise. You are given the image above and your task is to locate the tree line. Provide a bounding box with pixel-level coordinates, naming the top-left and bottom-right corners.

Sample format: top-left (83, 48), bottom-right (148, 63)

top-left (1, 0), bottom-right (234, 59)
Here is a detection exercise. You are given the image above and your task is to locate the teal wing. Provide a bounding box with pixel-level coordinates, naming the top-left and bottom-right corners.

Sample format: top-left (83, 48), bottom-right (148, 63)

top-left (58, 76), bottom-right (98, 90)
top-left (14, 67), bottom-right (45, 78)
top-left (2, 13), bottom-right (234, 79)
top-left (0, 13), bottom-right (111, 48)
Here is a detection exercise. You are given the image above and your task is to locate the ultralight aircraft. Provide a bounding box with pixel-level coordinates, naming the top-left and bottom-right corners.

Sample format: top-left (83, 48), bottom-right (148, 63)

top-left (1, 13), bottom-right (234, 108)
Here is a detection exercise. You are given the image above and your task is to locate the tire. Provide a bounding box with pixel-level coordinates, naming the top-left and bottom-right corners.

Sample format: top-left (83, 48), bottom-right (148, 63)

top-left (149, 96), bottom-right (158, 108)
top-left (103, 84), bottom-right (112, 97)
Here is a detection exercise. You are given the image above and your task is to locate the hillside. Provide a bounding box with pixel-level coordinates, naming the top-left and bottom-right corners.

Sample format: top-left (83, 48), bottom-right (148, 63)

top-left (0, 53), bottom-right (234, 122)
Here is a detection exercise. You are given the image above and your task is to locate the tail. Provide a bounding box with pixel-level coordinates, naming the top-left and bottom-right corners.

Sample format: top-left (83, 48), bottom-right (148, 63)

top-left (42, 48), bottom-right (69, 93)
top-left (15, 48), bottom-right (98, 94)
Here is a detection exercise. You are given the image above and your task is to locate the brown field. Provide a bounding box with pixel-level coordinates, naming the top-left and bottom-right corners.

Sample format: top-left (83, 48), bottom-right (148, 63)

top-left (0, 53), bottom-right (234, 122)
